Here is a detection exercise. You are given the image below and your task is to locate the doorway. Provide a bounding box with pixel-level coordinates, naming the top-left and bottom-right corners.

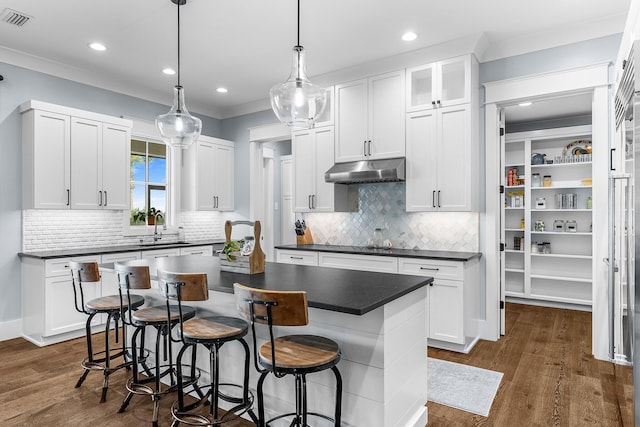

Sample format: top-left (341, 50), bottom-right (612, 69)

top-left (484, 64), bottom-right (610, 360)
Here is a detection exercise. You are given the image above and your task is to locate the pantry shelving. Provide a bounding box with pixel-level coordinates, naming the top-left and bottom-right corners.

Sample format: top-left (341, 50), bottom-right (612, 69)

top-left (501, 125), bottom-right (593, 307)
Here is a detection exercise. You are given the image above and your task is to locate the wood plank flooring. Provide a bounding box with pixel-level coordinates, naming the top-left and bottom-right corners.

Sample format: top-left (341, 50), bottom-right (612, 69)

top-left (0, 303), bottom-right (634, 426)
top-left (427, 303), bottom-right (634, 426)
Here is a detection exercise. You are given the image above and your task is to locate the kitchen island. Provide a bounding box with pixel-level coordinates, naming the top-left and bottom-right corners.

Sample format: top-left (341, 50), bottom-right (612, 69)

top-left (105, 255), bottom-right (432, 427)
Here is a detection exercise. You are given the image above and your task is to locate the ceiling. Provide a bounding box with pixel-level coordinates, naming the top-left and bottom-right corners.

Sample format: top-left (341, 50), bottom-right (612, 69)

top-left (0, 0), bottom-right (631, 119)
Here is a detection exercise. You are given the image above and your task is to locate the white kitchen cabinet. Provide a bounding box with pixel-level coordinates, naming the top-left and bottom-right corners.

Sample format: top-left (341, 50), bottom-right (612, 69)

top-left (22, 255), bottom-right (101, 346)
top-left (292, 127), bottom-right (354, 212)
top-left (398, 257), bottom-right (480, 353)
top-left (318, 252), bottom-right (398, 273)
top-left (406, 104), bottom-right (477, 211)
top-left (276, 249), bottom-right (319, 266)
top-left (406, 55), bottom-right (473, 112)
top-left (335, 70), bottom-right (405, 163)
top-left (182, 136), bottom-right (234, 211)
top-left (21, 101), bottom-right (132, 210)
top-left (180, 245), bottom-right (214, 256)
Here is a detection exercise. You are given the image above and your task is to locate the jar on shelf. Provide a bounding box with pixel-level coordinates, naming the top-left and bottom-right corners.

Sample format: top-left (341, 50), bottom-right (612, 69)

top-left (553, 219), bottom-right (565, 232)
top-left (520, 219), bottom-right (525, 230)
top-left (535, 197), bottom-right (546, 209)
top-left (532, 173), bottom-right (541, 187)
top-left (565, 220), bottom-right (577, 233)
top-left (542, 175), bottom-right (552, 187)
top-left (587, 196), bottom-right (592, 209)
top-left (534, 219), bottom-right (545, 232)
top-left (542, 242), bottom-right (551, 254)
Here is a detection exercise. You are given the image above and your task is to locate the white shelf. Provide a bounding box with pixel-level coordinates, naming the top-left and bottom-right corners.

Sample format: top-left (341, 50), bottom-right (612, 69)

top-left (505, 268), bottom-right (524, 273)
top-left (505, 185), bottom-right (525, 189)
top-left (530, 274), bottom-right (592, 283)
top-left (505, 163), bottom-right (525, 167)
top-left (530, 253), bottom-right (592, 260)
top-left (505, 228), bottom-right (525, 232)
top-left (531, 231), bottom-right (592, 236)
top-left (531, 209), bottom-right (591, 212)
top-left (505, 250), bottom-right (524, 254)
top-left (516, 294), bottom-right (592, 306)
top-left (531, 185), bottom-right (592, 190)
top-left (531, 162), bottom-right (592, 168)
top-left (505, 207), bottom-right (525, 210)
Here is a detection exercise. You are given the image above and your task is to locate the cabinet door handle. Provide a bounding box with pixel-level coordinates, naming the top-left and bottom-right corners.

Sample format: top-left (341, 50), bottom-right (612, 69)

top-left (216, 196), bottom-right (219, 208)
top-left (308, 195), bottom-right (313, 210)
top-left (431, 101), bottom-right (436, 106)
top-left (363, 140), bottom-right (367, 156)
top-left (312, 194), bottom-right (316, 209)
top-left (104, 191), bottom-right (108, 207)
top-left (610, 148), bottom-right (616, 171)
top-left (98, 190), bottom-right (103, 206)
top-left (437, 190), bottom-right (441, 207)
top-left (432, 191), bottom-right (436, 208)
top-left (190, 251), bottom-right (203, 255)
top-left (290, 256), bottom-right (304, 260)
top-left (66, 189), bottom-right (70, 206)
top-left (420, 267), bottom-right (440, 271)
top-left (437, 100), bottom-right (441, 106)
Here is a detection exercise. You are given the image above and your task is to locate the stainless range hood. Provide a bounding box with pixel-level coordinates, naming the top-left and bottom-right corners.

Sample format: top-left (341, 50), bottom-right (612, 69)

top-left (324, 157), bottom-right (405, 184)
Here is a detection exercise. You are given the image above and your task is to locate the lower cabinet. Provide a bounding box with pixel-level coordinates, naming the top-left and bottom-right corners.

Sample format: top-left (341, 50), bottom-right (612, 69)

top-left (179, 245), bottom-right (214, 256)
top-left (23, 254), bottom-right (102, 346)
top-left (398, 257), bottom-right (480, 353)
top-left (318, 252), bottom-right (398, 273)
top-left (275, 249), bottom-right (480, 353)
top-left (100, 251), bottom-right (141, 297)
top-left (276, 249), bottom-right (319, 266)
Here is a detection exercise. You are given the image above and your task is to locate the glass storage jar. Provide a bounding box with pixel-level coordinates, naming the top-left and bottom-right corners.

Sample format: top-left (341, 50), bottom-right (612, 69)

top-left (532, 173), bottom-right (541, 187)
top-left (534, 219), bottom-right (545, 232)
top-left (542, 175), bottom-right (552, 187)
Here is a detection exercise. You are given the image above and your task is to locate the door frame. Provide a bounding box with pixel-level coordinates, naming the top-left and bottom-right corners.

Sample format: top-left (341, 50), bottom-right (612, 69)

top-left (483, 63), bottom-right (610, 360)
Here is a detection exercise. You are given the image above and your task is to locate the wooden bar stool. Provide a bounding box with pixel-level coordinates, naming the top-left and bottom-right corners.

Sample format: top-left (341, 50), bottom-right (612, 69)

top-left (157, 270), bottom-right (258, 427)
top-left (233, 283), bottom-right (343, 427)
top-left (69, 261), bottom-right (145, 403)
top-left (114, 262), bottom-right (199, 427)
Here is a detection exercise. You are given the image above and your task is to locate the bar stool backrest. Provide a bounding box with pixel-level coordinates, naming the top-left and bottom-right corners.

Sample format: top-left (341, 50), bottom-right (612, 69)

top-left (157, 271), bottom-right (209, 302)
top-left (69, 261), bottom-right (100, 314)
top-left (233, 283), bottom-right (309, 327)
top-left (114, 263), bottom-right (152, 290)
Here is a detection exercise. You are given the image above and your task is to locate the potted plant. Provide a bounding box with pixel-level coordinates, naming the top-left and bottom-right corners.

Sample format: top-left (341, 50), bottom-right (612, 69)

top-left (147, 207), bottom-right (162, 225)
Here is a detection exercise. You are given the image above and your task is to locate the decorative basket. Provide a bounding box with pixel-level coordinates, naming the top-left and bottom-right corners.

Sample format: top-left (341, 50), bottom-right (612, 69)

top-left (219, 220), bottom-right (265, 275)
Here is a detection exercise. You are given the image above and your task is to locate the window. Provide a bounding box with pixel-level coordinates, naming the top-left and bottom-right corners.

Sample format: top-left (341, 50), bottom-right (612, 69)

top-left (130, 139), bottom-right (167, 226)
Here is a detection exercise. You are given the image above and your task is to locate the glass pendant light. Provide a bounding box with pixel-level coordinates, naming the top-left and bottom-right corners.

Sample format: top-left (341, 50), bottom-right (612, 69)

top-left (156, 0), bottom-right (202, 149)
top-left (270, 0), bottom-right (326, 129)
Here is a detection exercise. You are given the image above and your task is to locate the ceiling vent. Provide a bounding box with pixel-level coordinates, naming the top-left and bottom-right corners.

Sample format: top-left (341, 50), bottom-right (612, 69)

top-left (1, 8), bottom-right (32, 27)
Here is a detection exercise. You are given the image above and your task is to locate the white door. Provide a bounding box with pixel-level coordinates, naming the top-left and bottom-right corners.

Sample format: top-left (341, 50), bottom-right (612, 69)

top-left (70, 117), bottom-right (101, 209)
top-left (368, 70), bottom-right (405, 160)
top-left (437, 55), bottom-right (471, 107)
top-left (335, 78), bottom-right (368, 163)
top-left (498, 109), bottom-right (506, 335)
top-left (196, 141), bottom-right (216, 210)
top-left (406, 109), bottom-right (438, 211)
top-left (312, 127), bottom-right (336, 212)
top-left (33, 111), bottom-right (71, 208)
top-left (213, 143), bottom-right (234, 211)
top-left (292, 130), bottom-right (316, 212)
top-left (437, 104), bottom-right (471, 211)
top-left (101, 123), bottom-right (130, 210)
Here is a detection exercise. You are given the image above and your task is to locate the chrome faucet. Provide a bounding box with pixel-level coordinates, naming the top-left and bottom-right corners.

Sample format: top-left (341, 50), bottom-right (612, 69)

top-left (153, 212), bottom-right (165, 242)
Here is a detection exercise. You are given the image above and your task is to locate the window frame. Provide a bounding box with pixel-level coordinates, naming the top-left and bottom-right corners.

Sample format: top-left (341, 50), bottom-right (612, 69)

top-left (123, 119), bottom-right (179, 237)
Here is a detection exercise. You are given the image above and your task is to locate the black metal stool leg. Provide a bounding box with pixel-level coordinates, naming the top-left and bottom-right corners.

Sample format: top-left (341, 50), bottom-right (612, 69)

top-left (332, 366), bottom-right (343, 427)
top-left (75, 312), bottom-right (97, 388)
top-left (257, 371), bottom-right (269, 427)
top-left (240, 338), bottom-right (259, 424)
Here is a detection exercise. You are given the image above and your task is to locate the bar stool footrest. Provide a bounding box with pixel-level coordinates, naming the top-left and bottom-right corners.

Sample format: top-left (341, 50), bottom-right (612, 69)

top-left (266, 411), bottom-right (336, 427)
top-left (125, 364), bottom-right (201, 398)
top-left (170, 387), bottom-right (255, 426)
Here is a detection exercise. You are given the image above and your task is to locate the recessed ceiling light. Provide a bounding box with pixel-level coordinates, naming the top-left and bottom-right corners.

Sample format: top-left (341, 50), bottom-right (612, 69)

top-left (216, 87), bottom-right (228, 94)
top-left (88, 42), bottom-right (107, 51)
top-left (162, 68), bottom-right (176, 75)
top-left (402, 32), bottom-right (418, 42)
top-left (519, 101), bottom-right (533, 107)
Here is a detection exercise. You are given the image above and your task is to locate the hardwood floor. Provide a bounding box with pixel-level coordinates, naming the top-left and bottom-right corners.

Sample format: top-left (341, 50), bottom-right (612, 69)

top-left (0, 303), bottom-right (634, 426)
top-left (428, 303), bottom-right (634, 426)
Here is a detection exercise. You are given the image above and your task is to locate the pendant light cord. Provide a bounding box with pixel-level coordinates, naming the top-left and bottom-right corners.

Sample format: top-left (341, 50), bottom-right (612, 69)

top-left (177, 0), bottom-right (181, 87)
top-left (297, 0), bottom-right (300, 47)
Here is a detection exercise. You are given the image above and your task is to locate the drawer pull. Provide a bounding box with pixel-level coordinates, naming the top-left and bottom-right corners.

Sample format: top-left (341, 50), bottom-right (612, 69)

top-left (190, 252), bottom-right (203, 255)
top-left (419, 267), bottom-right (439, 271)
top-left (290, 256), bottom-right (304, 260)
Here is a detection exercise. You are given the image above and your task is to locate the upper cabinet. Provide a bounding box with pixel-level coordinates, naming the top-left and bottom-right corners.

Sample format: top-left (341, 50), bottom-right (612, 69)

top-left (314, 86), bottom-right (335, 128)
top-left (334, 71), bottom-right (405, 163)
top-left (21, 101), bottom-right (132, 210)
top-left (182, 136), bottom-right (234, 211)
top-left (406, 55), bottom-right (472, 112)
top-left (292, 126), bottom-right (354, 212)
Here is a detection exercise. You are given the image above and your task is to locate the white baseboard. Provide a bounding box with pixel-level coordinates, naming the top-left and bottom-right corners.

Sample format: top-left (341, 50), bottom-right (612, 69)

top-left (0, 319), bottom-right (22, 342)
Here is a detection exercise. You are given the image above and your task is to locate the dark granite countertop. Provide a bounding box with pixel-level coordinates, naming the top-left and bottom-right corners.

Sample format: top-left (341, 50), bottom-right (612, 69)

top-left (19, 240), bottom-right (226, 260)
top-left (101, 255), bottom-right (432, 316)
top-left (275, 244), bottom-right (481, 262)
